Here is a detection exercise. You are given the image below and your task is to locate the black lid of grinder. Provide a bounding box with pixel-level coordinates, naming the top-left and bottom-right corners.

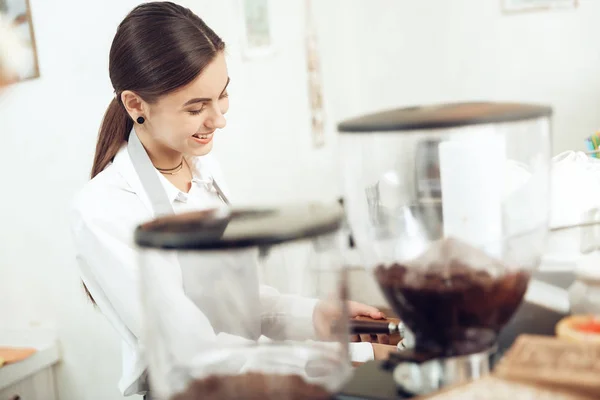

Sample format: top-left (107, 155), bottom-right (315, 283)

top-left (337, 102), bottom-right (552, 133)
top-left (134, 203), bottom-right (343, 250)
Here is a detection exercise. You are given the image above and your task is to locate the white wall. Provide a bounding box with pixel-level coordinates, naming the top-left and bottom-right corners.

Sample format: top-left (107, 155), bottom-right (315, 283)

top-left (330, 0), bottom-right (600, 155)
top-left (0, 0), bottom-right (599, 399)
top-left (213, 0), bottom-right (346, 206)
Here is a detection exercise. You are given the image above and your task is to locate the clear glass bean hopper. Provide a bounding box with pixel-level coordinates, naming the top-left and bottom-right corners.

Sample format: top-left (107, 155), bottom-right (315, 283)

top-left (338, 102), bottom-right (553, 395)
top-left (135, 204), bottom-right (352, 400)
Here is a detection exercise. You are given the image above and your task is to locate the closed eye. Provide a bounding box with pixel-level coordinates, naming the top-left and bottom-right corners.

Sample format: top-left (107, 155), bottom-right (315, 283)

top-left (187, 90), bottom-right (228, 115)
top-left (188, 105), bottom-right (205, 115)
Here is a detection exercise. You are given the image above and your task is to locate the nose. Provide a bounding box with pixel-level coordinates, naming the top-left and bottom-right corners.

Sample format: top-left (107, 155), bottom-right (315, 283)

top-left (205, 107), bottom-right (227, 130)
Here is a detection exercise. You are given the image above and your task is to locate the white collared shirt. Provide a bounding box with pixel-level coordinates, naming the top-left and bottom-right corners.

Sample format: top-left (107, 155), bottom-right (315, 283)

top-left (71, 144), bottom-right (373, 396)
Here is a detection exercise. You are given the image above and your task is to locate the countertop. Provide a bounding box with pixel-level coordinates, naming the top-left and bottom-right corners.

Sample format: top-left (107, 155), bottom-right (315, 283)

top-left (0, 329), bottom-right (60, 391)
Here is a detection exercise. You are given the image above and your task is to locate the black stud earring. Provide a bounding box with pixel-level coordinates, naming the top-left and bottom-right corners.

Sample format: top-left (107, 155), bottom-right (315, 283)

top-left (136, 116), bottom-right (145, 124)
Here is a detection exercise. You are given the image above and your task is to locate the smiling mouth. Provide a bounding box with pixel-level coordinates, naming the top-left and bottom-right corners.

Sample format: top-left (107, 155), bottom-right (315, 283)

top-left (192, 132), bottom-right (214, 140)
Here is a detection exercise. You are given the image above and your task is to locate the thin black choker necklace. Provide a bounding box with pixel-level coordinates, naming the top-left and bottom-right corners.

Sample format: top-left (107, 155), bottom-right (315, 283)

top-left (156, 159), bottom-right (184, 175)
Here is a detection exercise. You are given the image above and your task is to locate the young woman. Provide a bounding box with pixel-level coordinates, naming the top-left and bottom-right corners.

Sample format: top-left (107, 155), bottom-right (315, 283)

top-left (71, 2), bottom-right (396, 397)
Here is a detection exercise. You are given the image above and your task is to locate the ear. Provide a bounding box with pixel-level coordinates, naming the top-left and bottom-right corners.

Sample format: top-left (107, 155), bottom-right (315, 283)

top-left (121, 90), bottom-right (147, 120)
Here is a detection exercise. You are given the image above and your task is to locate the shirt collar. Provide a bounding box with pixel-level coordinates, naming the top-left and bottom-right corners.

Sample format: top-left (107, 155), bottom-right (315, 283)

top-left (112, 142), bottom-right (226, 211)
top-left (156, 156), bottom-right (214, 204)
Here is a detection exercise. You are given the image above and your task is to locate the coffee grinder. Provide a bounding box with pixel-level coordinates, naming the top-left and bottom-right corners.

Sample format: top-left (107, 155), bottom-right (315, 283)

top-left (337, 103), bottom-right (553, 397)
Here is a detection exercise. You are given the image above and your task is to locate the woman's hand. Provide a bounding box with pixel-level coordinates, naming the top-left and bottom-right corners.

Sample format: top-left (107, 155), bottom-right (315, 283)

top-left (347, 301), bottom-right (385, 320)
top-left (313, 300), bottom-right (385, 340)
top-left (346, 301), bottom-right (397, 345)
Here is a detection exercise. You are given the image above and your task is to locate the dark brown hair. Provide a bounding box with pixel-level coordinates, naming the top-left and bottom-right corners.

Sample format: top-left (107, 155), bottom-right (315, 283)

top-left (85, 2), bottom-right (225, 302)
top-left (91, 1), bottom-right (225, 179)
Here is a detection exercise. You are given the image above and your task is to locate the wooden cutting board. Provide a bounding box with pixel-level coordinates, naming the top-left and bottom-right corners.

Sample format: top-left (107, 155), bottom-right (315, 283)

top-left (495, 334), bottom-right (600, 398)
top-left (0, 347), bottom-right (36, 367)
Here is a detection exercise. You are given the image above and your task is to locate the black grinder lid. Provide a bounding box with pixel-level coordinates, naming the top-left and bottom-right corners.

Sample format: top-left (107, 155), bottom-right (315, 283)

top-left (338, 102), bottom-right (552, 133)
top-left (135, 203), bottom-right (343, 250)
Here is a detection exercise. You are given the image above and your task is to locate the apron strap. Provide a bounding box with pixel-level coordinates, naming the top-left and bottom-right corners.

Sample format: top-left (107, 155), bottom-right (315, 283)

top-left (126, 128), bottom-right (245, 396)
top-left (127, 128), bottom-right (175, 216)
top-left (211, 178), bottom-right (230, 206)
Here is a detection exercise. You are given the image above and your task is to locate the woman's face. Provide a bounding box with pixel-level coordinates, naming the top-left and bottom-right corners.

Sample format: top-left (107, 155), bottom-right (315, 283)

top-left (142, 52), bottom-right (230, 157)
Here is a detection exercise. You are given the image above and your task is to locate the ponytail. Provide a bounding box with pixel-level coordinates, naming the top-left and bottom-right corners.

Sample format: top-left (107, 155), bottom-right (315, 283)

top-left (91, 97), bottom-right (133, 179)
top-left (84, 97), bottom-right (132, 304)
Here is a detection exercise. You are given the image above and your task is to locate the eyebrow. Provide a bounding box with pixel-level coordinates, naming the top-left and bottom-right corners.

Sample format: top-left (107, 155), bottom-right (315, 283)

top-left (182, 77), bottom-right (231, 107)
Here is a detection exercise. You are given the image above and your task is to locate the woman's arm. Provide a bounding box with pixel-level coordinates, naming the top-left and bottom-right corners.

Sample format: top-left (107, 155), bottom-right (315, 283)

top-left (72, 209), bottom-right (256, 368)
top-left (258, 285), bottom-right (319, 341)
top-left (258, 287), bottom-right (390, 362)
